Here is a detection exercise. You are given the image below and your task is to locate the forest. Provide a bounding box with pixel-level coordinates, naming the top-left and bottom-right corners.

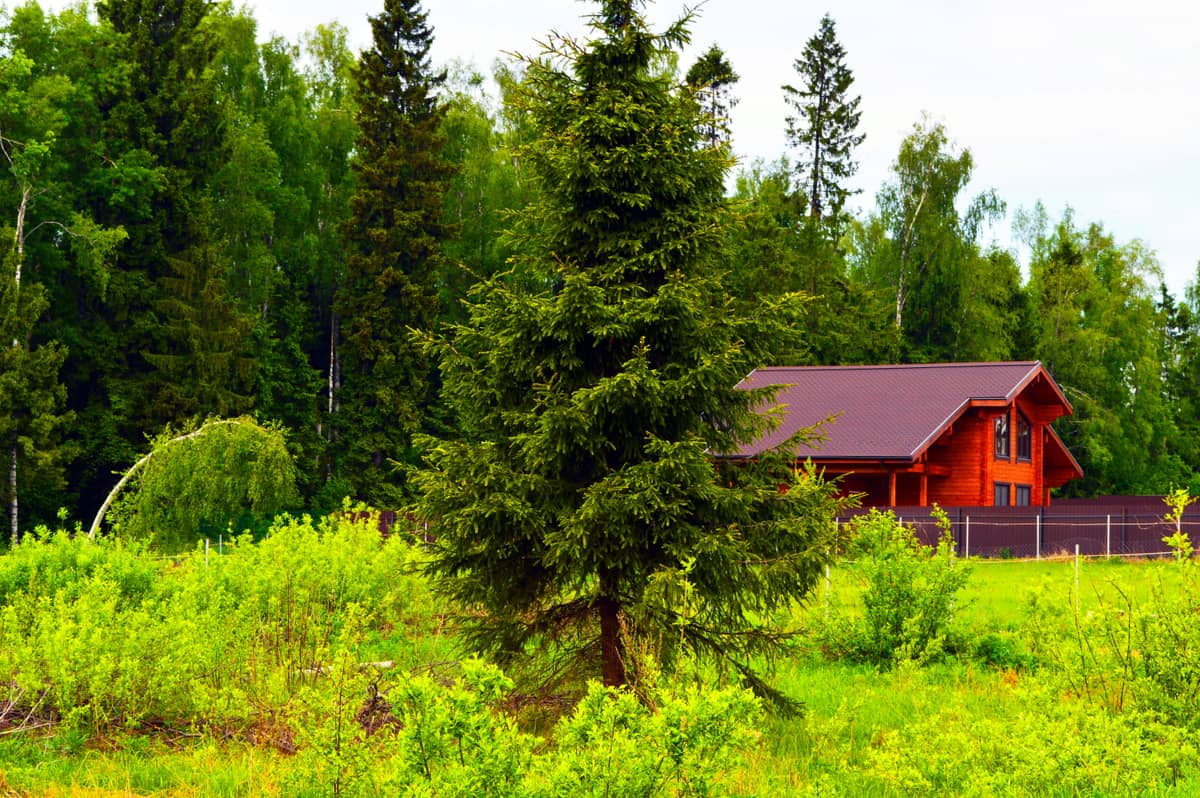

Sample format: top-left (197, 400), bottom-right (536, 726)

top-left (2, 0), bottom-right (1199, 546)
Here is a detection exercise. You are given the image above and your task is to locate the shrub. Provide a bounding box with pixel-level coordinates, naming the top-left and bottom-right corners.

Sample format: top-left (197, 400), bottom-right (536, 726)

top-left (287, 658), bottom-right (761, 798)
top-left (820, 508), bottom-right (970, 666)
top-left (864, 685), bottom-right (1200, 795)
top-left (0, 512), bottom-right (434, 736)
top-left (1030, 561), bottom-right (1200, 729)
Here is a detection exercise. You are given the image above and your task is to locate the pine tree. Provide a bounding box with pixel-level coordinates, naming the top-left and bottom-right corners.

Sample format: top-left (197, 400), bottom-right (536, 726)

top-left (783, 15), bottom-right (864, 227)
top-left (415, 0), bottom-right (844, 707)
top-left (685, 44), bottom-right (738, 148)
top-left (141, 238), bottom-right (257, 420)
top-left (72, 0), bottom-right (231, 514)
top-left (333, 0), bottom-right (454, 506)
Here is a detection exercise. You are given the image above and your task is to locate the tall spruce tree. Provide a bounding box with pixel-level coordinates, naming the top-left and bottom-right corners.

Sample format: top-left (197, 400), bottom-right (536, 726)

top-left (783, 14), bottom-right (863, 227)
top-left (334, 0), bottom-right (453, 506)
top-left (70, 0), bottom-right (233, 515)
top-left (685, 44), bottom-right (738, 148)
top-left (414, 0), bottom-right (844, 707)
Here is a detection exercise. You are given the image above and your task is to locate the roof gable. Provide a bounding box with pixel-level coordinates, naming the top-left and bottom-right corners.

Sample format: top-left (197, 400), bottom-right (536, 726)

top-left (733, 361), bottom-right (1071, 461)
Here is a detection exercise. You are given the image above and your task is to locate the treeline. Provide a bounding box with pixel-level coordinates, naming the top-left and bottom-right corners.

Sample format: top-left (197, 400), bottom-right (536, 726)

top-left (1, 1), bottom-right (1197, 539)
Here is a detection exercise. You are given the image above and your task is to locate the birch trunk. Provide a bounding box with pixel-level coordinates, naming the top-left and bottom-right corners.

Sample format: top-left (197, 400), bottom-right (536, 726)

top-left (9, 185), bottom-right (29, 544)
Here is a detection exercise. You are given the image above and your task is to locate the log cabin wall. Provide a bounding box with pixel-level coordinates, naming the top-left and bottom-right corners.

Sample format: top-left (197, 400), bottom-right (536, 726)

top-left (925, 410), bottom-right (990, 506)
top-left (991, 395), bottom-right (1047, 506)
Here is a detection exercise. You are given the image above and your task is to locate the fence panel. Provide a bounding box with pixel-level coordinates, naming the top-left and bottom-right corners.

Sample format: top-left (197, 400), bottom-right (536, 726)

top-left (837, 498), bottom-right (1200, 558)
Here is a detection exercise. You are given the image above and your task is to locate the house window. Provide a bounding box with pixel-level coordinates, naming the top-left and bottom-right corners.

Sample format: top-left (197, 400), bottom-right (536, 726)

top-left (1015, 484), bottom-right (1032, 506)
top-left (994, 482), bottom-right (1011, 506)
top-left (1016, 411), bottom-right (1032, 461)
top-left (993, 413), bottom-right (1010, 460)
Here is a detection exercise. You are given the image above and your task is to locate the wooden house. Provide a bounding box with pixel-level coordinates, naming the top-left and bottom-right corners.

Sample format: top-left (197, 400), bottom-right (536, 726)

top-left (731, 361), bottom-right (1083, 507)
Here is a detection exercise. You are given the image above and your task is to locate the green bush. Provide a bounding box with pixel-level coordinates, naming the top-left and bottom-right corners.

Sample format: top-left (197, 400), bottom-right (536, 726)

top-left (1036, 563), bottom-right (1200, 729)
top-left (820, 509), bottom-right (970, 666)
top-left (287, 657), bottom-right (761, 798)
top-left (864, 684), bottom-right (1200, 795)
top-left (972, 631), bottom-right (1036, 672)
top-left (0, 511), bottom-right (433, 736)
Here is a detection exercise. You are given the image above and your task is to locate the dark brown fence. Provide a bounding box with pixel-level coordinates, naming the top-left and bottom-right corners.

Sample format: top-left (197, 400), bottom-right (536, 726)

top-left (838, 497), bottom-right (1200, 558)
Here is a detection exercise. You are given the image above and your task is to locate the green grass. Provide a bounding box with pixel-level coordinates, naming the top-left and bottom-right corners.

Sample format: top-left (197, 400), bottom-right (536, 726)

top-left (804, 554), bottom-right (1186, 631)
top-left (0, 736), bottom-right (284, 796)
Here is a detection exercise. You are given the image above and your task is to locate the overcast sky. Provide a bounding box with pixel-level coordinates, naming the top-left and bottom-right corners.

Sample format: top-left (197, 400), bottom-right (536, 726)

top-left (189, 1), bottom-right (1200, 296)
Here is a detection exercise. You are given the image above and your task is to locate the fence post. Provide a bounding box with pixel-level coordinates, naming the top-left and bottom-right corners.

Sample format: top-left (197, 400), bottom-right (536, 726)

top-left (964, 515), bottom-right (970, 559)
top-left (1074, 544), bottom-right (1081, 613)
top-left (1036, 513), bottom-right (1042, 560)
top-left (205, 538), bottom-right (210, 569)
top-left (1105, 515), bottom-right (1111, 559)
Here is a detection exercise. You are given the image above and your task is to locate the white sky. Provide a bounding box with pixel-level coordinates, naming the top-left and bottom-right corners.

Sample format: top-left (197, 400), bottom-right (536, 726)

top-left (67, 0), bottom-right (1200, 295)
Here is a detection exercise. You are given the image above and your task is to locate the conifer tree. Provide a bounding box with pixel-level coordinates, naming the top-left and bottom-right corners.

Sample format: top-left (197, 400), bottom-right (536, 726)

top-left (783, 14), bottom-right (864, 227)
top-left (415, 0), bottom-right (843, 707)
top-left (685, 44), bottom-right (738, 147)
top-left (334, 0), bottom-right (453, 506)
top-left (67, 0), bottom-right (235, 515)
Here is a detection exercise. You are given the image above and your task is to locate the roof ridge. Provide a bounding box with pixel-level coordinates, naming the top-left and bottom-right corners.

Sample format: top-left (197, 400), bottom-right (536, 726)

top-left (755, 360), bottom-right (1039, 372)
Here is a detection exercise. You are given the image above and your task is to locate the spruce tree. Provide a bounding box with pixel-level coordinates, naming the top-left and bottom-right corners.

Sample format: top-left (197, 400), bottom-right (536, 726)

top-left (415, 0), bottom-right (843, 707)
top-left (71, 0), bottom-right (233, 513)
top-left (334, 0), bottom-right (453, 506)
top-left (783, 14), bottom-right (864, 226)
top-left (685, 44), bottom-right (738, 148)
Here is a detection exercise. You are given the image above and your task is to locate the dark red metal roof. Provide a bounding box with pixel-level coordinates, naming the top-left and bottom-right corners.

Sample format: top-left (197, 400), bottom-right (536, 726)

top-left (732, 361), bottom-right (1072, 461)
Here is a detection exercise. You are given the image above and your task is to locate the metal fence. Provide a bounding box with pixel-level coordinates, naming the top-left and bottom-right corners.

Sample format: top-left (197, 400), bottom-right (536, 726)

top-left (837, 498), bottom-right (1200, 559)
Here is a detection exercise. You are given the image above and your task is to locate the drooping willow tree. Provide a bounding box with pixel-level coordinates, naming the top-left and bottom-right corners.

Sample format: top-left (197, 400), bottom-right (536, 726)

top-left (90, 417), bottom-right (299, 550)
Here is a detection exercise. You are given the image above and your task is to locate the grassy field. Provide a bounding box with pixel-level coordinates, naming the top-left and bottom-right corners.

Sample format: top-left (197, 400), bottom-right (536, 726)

top-left (1, 522), bottom-right (1199, 797)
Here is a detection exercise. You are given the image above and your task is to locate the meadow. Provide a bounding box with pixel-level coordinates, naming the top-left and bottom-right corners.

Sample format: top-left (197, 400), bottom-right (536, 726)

top-left (1, 513), bottom-right (1198, 797)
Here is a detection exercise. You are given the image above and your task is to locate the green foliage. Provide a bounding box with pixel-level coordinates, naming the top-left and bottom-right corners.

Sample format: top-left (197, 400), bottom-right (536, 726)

top-left (415, 0), bottom-right (846, 707)
top-left (0, 512), bottom-right (427, 736)
top-left (1031, 563), bottom-right (1200, 730)
top-left (438, 63), bottom-right (534, 325)
top-left (685, 44), bottom-right (739, 148)
top-left (1162, 486), bottom-right (1196, 560)
top-left (783, 14), bottom-right (863, 228)
top-left (863, 683), bottom-right (1200, 795)
top-left (723, 160), bottom-right (900, 367)
top-left (855, 116), bottom-right (1007, 362)
top-left (1022, 208), bottom-right (1178, 495)
top-left (289, 658), bottom-right (761, 798)
top-left (821, 509), bottom-right (970, 666)
top-left (972, 631), bottom-right (1035, 672)
top-left (105, 417), bottom-right (299, 551)
top-left (333, 0), bottom-right (454, 506)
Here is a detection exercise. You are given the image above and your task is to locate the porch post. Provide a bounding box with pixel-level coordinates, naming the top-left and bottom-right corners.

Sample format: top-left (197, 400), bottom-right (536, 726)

top-left (919, 473), bottom-right (928, 506)
top-left (888, 470), bottom-right (897, 507)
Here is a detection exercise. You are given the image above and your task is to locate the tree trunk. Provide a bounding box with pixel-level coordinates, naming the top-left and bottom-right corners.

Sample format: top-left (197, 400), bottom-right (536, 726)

top-left (894, 186), bottom-right (927, 330)
top-left (9, 443), bottom-right (17, 548)
top-left (9, 186), bottom-right (30, 544)
top-left (597, 571), bottom-right (626, 688)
